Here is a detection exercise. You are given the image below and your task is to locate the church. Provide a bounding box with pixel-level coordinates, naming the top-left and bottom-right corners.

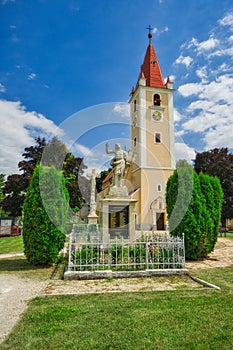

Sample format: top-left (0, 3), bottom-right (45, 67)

top-left (126, 29), bottom-right (176, 232)
top-left (99, 29), bottom-right (176, 236)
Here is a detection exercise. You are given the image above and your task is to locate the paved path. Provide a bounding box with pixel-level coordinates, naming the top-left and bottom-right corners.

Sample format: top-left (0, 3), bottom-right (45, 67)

top-left (186, 238), bottom-right (233, 269)
top-left (0, 253), bottom-right (24, 259)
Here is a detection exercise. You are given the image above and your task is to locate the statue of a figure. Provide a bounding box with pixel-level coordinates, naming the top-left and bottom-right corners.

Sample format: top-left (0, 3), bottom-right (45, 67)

top-left (106, 143), bottom-right (128, 187)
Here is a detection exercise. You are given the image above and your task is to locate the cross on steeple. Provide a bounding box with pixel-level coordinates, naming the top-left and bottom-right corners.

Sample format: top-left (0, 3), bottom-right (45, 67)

top-left (146, 25), bottom-right (153, 43)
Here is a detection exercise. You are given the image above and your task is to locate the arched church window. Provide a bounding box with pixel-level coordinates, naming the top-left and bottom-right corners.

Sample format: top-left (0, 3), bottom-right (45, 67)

top-left (153, 93), bottom-right (161, 106)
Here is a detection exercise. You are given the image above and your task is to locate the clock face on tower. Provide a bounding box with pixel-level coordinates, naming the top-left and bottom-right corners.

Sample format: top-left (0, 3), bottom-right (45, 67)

top-left (152, 110), bottom-right (162, 121)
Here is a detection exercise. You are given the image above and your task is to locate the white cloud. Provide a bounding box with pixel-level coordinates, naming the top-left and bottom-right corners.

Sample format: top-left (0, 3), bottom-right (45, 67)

top-left (0, 99), bottom-right (62, 175)
top-left (204, 123), bottom-right (233, 149)
top-left (28, 73), bottom-right (37, 80)
top-left (179, 73), bottom-right (233, 149)
top-left (181, 36), bottom-right (220, 57)
top-left (0, 83), bottom-right (6, 93)
top-left (178, 82), bottom-right (203, 97)
top-left (113, 103), bottom-right (130, 119)
top-left (196, 66), bottom-right (207, 81)
top-left (197, 37), bottom-right (219, 52)
top-left (175, 142), bottom-right (195, 163)
top-left (209, 46), bottom-right (233, 58)
top-left (72, 143), bottom-right (93, 157)
top-left (173, 108), bottom-right (182, 123)
top-left (174, 12), bottom-right (233, 152)
top-left (152, 26), bottom-right (168, 35)
top-left (218, 13), bottom-right (233, 29)
top-left (175, 55), bottom-right (193, 68)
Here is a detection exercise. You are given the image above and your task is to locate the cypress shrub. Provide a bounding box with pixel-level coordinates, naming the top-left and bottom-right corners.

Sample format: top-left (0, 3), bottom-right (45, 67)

top-left (166, 164), bottom-right (223, 260)
top-left (23, 165), bottom-right (69, 266)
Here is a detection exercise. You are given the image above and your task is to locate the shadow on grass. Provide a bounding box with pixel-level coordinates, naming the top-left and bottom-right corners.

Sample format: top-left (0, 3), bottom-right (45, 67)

top-left (0, 257), bottom-right (49, 272)
top-left (0, 256), bottom-right (55, 280)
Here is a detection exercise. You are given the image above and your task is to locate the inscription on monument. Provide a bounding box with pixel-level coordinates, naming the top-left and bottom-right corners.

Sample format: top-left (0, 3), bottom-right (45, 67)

top-left (109, 205), bottom-right (129, 238)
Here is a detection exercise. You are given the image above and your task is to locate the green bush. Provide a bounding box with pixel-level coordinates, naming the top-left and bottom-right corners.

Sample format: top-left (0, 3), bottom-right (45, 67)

top-left (23, 165), bottom-right (69, 266)
top-left (166, 163), bottom-right (223, 260)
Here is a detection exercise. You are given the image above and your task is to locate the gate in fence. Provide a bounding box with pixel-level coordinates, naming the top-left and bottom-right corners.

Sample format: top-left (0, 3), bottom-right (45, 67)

top-left (67, 226), bottom-right (185, 274)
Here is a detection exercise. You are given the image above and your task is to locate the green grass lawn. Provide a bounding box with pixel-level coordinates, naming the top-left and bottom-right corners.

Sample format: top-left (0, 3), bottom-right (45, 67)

top-left (0, 236), bottom-right (24, 254)
top-left (0, 235), bottom-right (233, 349)
top-left (221, 231), bottom-right (233, 239)
top-left (0, 266), bottom-right (233, 350)
top-left (0, 256), bottom-right (55, 280)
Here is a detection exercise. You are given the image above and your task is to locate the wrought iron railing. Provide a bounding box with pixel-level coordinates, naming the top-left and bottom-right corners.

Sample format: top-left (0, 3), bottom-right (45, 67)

top-left (67, 229), bottom-right (185, 272)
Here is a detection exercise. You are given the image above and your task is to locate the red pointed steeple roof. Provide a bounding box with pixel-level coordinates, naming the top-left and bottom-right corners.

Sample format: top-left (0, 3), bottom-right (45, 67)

top-left (137, 42), bottom-right (165, 89)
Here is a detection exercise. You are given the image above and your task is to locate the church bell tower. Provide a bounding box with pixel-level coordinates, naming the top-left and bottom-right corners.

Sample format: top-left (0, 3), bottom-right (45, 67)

top-left (127, 27), bottom-right (175, 231)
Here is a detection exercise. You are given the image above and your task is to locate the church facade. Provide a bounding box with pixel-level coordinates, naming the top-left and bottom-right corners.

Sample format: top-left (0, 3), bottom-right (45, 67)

top-left (126, 31), bottom-right (176, 231)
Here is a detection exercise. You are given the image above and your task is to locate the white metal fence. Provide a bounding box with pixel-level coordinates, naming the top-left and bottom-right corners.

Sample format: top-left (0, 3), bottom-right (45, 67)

top-left (67, 229), bottom-right (185, 272)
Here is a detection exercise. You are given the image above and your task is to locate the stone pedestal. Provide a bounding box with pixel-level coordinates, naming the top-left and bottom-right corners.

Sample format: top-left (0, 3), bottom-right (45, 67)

top-left (99, 197), bottom-right (137, 243)
top-left (87, 213), bottom-right (98, 224)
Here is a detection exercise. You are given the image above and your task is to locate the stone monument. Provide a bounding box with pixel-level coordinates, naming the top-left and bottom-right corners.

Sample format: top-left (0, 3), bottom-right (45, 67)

top-left (99, 143), bottom-right (137, 242)
top-left (87, 169), bottom-right (98, 224)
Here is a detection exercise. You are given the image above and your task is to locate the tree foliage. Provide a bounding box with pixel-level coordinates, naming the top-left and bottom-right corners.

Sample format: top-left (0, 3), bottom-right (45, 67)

top-left (42, 136), bottom-right (88, 210)
top-left (194, 148), bottom-right (233, 223)
top-left (3, 137), bottom-right (46, 217)
top-left (3, 136), bottom-right (87, 216)
top-left (2, 174), bottom-right (25, 217)
top-left (23, 165), bottom-right (69, 266)
top-left (166, 162), bottom-right (223, 260)
top-left (0, 174), bottom-right (7, 216)
top-left (96, 169), bottom-right (111, 193)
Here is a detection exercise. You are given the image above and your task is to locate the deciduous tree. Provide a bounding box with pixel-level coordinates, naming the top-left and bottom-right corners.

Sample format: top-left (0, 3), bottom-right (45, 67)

top-left (194, 148), bottom-right (233, 224)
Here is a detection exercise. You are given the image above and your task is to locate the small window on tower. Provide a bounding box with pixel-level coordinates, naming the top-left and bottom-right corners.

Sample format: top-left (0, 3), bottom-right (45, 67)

top-left (155, 132), bottom-right (161, 143)
top-left (134, 137), bottom-right (137, 147)
top-left (153, 94), bottom-right (161, 106)
top-left (157, 184), bottom-right (162, 192)
top-left (134, 100), bottom-right (137, 112)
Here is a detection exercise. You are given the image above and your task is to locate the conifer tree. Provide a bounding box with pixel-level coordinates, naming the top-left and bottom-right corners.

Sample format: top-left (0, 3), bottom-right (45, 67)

top-left (23, 165), bottom-right (69, 265)
top-left (166, 162), bottom-right (223, 260)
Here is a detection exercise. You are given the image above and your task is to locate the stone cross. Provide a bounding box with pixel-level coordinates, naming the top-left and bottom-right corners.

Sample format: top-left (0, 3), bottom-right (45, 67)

top-left (86, 169), bottom-right (100, 216)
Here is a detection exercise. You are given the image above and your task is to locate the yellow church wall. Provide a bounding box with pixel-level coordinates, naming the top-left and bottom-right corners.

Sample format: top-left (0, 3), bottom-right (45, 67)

top-left (145, 90), bottom-right (169, 117)
top-left (145, 128), bottom-right (171, 168)
top-left (137, 168), bottom-right (174, 225)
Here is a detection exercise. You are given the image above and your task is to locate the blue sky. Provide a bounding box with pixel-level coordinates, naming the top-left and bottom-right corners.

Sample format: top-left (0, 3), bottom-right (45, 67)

top-left (1, 0), bottom-right (233, 175)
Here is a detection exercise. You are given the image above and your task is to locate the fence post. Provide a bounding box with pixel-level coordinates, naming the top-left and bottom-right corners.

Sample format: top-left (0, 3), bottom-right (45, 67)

top-left (108, 234), bottom-right (111, 270)
top-left (182, 232), bottom-right (185, 268)
top-left (146, 233), bottom-right (149, 269)
top-left (68, 229), bottom-right (73, 271)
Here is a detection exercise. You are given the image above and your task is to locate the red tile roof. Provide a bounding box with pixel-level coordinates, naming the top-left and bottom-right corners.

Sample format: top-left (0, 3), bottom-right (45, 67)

top-left (102, 170), bottom-right (113, 184)
top-left (136, 43), bottom-right (165, 89)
